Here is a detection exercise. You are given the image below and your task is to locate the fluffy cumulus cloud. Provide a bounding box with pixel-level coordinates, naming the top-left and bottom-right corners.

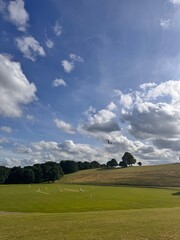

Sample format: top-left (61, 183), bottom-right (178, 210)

top-left (16, 36), bottom-right (46, 61)
top-left (61, 60), bottom-right (74, 73)
top-left (118, 80), bottom-right (180, 152)
top-left (54, 119), bottom-right (75, 134)
top-left (52, 78), bottom-right (67, 87)
top-left (7, 0), bottom-right (29, 32)
top-left (0, 54), bottom-right (37, 117)
top-left (61, 53), bottom-right (83, 73)
top-left (79, 105), bottom-right (120, 141)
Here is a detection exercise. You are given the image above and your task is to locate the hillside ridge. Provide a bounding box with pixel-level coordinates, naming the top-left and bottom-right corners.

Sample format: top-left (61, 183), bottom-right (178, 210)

top-left (60, 163), bottom-right (180, 187)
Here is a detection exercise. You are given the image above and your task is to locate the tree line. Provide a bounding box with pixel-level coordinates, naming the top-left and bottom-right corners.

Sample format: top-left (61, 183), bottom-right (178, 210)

top-left (0, 152), bottom-right (140, 184)
top-left (0, 160), bottom-right (103, 184)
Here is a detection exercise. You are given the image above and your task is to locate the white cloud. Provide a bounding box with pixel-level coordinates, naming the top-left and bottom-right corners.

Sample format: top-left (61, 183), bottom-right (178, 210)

top-left (45, 39), bottom-right (54, 49)
top-left (0, 138), bottom-right (8, 144)
top-left (79, 104), bottom-right (120, 136)
top-left (69, 53), bottom-right (84, 62)
top-left (32, 140), bottom-right (59, 151)
top-left (160, 19), bottom-right (171, 30)
top-left (53, 78), bottom-right (67, 87)
top-left (53, 21), bottom-right (63, 36)
top-left (7, 0), bottom-right (29, 32)
top-left (61, 60), bottom-right (74, 73)
top-left (0, 54), bottom-right (37, 117)
top-left (26, 114), bottom-right (34, 121)
top-left (107, 102), bottom-right (117, 111)
top-left (16, 36), bottom-right (46, 61)
top-left (119, 80), bottom-right (180, 143)
top-left (61, 54), bottom-right (84, 73)
top-left (54, 119), bottom-right (75, 134)
top-left (0, 126), bottom-right (12, 133)
top-left (170, 0), bottom-right (180, 4)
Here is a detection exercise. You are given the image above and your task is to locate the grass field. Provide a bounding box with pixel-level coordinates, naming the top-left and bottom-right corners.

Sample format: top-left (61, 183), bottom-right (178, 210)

top-left (1, 207), bottom-right (180, 240)
top-left (1, 164), bottom-right (180, 239)
top-left (60, 163), bottom-right (180, 187)
top-left (0, 184), bottom-right (180, 213)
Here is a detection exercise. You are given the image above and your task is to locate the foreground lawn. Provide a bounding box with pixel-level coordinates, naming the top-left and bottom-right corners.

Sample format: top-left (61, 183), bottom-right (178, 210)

top-left (0, 207), bottom-right (180, 240)
top-left (0, 184), bottom-right (180, 213)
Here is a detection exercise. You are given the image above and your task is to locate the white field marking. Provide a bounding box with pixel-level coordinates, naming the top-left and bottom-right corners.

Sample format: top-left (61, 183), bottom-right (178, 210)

top-left (35, 190), bottom-right (50, 195)
top-left (63, 188), bottom-right (79, 192)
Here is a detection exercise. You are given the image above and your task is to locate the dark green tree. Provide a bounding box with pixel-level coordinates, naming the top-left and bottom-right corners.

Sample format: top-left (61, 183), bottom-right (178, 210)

top-left (22, 167), bottom-right (35, 183)
top-left (90, 161), bottom-right (101, 169)
top-left (83, 161), bottom-right (90, 169)
top-left (107, 158), bottom-right (118, 168)
top-left (33, 164), bottom-right (44, 183)
top-left (42, 161), bottom-right (64, 182)
top-left (0, 166), bottom-right (10, 184)
top-left (119, 160), bottom-right (127, 168)
top-left (6, 167), bottom-right (24, 184)
top-left (60, 160), bottom-right (78, 174)
top-left (121, 152), bottom-right (136, 167)
top-left (138, 161), bottom-right (142, 166)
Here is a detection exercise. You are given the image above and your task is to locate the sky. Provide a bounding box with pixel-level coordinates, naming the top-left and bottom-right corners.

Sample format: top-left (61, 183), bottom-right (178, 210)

top-left (0, 0), bottom-right (180, 167)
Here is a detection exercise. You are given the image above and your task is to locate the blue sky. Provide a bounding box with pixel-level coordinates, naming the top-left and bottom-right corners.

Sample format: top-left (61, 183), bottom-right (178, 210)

top-left (0, 0), bottom-right (180, 167)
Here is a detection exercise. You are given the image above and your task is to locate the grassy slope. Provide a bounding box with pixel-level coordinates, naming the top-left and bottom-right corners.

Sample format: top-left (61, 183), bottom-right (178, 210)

top-left (60, 163), bottom-right (180, 187)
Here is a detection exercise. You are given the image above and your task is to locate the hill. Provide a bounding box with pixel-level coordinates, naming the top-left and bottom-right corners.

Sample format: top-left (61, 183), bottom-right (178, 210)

top-left (60, 163), bottom-right (180, 187)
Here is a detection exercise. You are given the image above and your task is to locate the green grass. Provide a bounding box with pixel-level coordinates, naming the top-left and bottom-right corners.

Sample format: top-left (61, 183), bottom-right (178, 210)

top-left (60, 163), bottom-right (180, 187)
top-left (0, 208), bottom-right (180, 240)
top-left (1, 164), bottom-right (180, 239)
top-left (0, 184), bottom-right (180, 213)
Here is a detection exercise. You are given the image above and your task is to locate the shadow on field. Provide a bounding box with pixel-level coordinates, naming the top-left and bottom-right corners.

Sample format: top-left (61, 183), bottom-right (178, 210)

top-left (172, 192), bottom-right (180, 196)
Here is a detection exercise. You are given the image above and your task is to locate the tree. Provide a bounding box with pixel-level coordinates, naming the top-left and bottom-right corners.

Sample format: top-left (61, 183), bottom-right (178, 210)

top-left (6, 167), bottom-right (24, 184)
top-left (0, 166), bottom-right (10, 184)
top-left (33, 164), bottom-right (44, 183)
top-left (119, 160), bottom-right (127, 168)
top-left (120, 152), bottom-right (136, 167)
top-left (138, 162), bottom-right (142, 166)
top-left (22, 167), bottom-right (35, 183)
top-left (42, 161), bottom-right (64, 182)
top-left (60, 160), bottom-right (78, 174)
top-left (90, 161), bottom-right (101, 169)
top-left (107, 159), bottom-right (118, 168)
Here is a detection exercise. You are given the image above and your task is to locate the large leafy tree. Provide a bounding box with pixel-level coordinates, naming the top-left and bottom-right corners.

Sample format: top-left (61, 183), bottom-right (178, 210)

top-left (42, 161), bottom-right (64, 182)
top-left (107, 159), bottom-right (118, 168)
top-left (6, 167), bottom-right (24, 184)
top-left (22, 167), bottom-right (35, 183)
top-left (90, 161), bottom-right (101, 169)
top-left (60, 160), bottom-right (78, 174)
top-left (120, 152), bottom-right (136, 167)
